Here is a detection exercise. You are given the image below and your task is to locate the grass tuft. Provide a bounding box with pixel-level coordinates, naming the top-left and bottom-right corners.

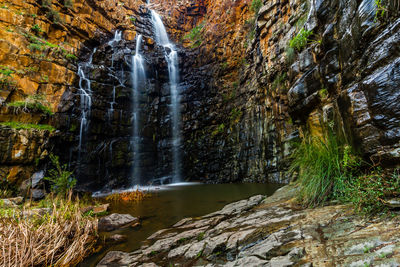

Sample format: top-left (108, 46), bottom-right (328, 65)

top-left (290, 132), bottom-right (358, 207)
top-left (0, 194), bottom-right (98, 266)
top-left (7, 100), bottom-right (53, 116)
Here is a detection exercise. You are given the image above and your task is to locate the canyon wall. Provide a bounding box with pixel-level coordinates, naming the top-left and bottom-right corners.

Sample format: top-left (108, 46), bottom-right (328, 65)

top-left (174, 0), bottom-right (400, 183)
top-left (0, 0), bottom-right (399, 190)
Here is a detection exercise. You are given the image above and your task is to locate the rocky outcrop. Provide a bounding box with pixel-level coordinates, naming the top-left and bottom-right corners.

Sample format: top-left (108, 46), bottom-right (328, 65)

top-left (98, 185), bottom-right (400, 266)
top-left (1, 0), bottom-right (399, 189)
top-left (0, 127), bottom-right (52, 186)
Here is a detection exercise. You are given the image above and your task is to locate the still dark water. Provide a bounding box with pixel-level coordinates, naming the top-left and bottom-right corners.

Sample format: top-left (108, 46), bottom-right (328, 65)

top-left (81, 183), bottom-right (282, 266)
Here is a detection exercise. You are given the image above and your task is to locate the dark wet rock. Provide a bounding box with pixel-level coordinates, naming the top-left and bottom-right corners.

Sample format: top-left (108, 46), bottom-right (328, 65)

top-left (31, 189), bottom-right (46, 201)
top-left (98, 213), bottom-right (139, 232)
top-left (106, 234), bottom-right (128, 243)
top-left (97, 251), bottom-right (131, 267)
top-left (31, 170), bottom-right (45, 188)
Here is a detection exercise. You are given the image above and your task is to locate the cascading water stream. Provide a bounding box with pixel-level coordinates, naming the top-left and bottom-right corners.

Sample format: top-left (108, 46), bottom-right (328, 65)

top-left (148, 5), bottom-right (182, 183)
top-left (108, 30), bottom-right (122, 68)
top-left (131, 34), bottom-right (146, 185)
top-left (77, 48), bottom-right (96, 164)
top-left (107, 30), bottom-right (123, 122)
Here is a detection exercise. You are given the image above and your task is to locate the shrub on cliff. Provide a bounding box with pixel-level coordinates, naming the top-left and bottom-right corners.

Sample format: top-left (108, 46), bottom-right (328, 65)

top-left (251, 0), bottom-right (262, 14)
top-left (0, 65), bottom-right (16, 90)
top-left (63, 0), bottom-right (73, 9)
top-left (31, 24), bottom-right (43, 35)
top-left (46, 9), bottom-right (61, 24)
top-left (289, 29), bottom-right (313, 51)
top-left (45, 154), bottom-right (76, 196)
top-left (184, 21), bottom-right (205, 48)
top-left (0, 121), bottom-right (55, 132)
top-left (41, 0), bottom-right (52, 8)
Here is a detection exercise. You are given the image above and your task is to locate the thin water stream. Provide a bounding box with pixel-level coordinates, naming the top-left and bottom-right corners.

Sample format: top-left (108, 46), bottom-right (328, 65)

top-left (80, 183), bottom-right (282, 266)
top-left (77, 48), bottom-right (96, 166)
top-left (131, 34), bottom-right (146, 185)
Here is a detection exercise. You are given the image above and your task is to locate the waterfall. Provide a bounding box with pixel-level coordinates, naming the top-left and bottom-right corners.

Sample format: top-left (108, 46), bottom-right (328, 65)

top-left (77, 48), bottom-right (96, 163)
top-left (149, 8), bottom-right (182, 183)
top-left (107, 31), bottom-right (123, 123)
top-left (131, 34), bottom-right (146, 185)
top-left (108, 30), bottom-right (122, 68)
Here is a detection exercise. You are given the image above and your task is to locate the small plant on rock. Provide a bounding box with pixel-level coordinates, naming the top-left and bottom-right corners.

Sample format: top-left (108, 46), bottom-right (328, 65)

top-left (374, 0), bottom-right (387, 21)
top-left (184, 21), bottom-right (205, 48)
top-left (0, 177), bottom-right (18, 198)
top-left (0, 65), bottom-right (16, 90)
top-left (31, 24), bottom-right (43, 35)
top-left (7, 94), bottom-right (53, 116)
top-left (41, 0), bottom-right (52, 8)
top-left (46, 9), bottom-right (61, 24)
top-left (65, 53), bottom-right (78, 61)
top-left (230, 108), bottom-right (243, 124)
top-left (289, 28), bottom-right (313, 51)
top-left (250, 0), bottom-right (263, 14)
top-left (63, 0), bottom-right (73, 9)
top-left (44, 154), bottom-right (76, 196)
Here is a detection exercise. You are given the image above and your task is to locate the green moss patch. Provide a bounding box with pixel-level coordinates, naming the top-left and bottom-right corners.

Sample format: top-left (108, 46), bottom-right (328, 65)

top-left (0, 121), bottom-right (55, 132)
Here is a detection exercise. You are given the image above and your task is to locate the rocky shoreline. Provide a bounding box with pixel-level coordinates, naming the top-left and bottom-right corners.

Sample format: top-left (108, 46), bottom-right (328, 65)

top-left (98, 185), bottom-right (400, 266)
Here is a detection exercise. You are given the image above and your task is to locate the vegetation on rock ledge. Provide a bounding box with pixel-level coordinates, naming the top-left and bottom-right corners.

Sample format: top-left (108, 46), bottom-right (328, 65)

top-left (291, 130), bottom-right (400, 215)
top-left (7, 94), bottom-right (53, 116)
top-left (0, 121), bottom-right (55, 132)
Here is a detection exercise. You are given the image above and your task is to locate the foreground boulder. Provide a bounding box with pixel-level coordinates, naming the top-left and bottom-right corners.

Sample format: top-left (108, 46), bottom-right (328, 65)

top-left (98, 213), bottom-right (139, 232)
top-left (98, 185), bottom-right (400, 266)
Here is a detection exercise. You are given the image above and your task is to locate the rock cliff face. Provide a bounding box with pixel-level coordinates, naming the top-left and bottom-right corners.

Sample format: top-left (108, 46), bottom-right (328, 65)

top-left (0, 0), bottom-right (399, 189)
top-left (174, 0), bottom-right (400, 183)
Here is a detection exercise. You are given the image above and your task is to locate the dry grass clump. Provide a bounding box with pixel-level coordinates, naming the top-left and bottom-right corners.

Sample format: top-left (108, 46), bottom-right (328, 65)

top-left (0, 195), bottom-right (98, 267)
top-left (105, 189), bottom-right (149, 203)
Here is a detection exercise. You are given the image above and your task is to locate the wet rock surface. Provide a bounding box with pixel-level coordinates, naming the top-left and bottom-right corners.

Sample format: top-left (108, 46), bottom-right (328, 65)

top-left (98, 213), bottom-right (139, 232)
top-left (98, 185), bottom-right (400, 266)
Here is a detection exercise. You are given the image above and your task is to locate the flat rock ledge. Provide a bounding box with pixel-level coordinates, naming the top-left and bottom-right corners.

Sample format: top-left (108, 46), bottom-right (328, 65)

top-left (97, 185), bottom-right (400, 266)
top-left (98, 213), bottom-right (139, 232)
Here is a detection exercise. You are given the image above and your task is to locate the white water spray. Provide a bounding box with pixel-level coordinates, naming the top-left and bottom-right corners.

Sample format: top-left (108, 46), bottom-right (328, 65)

top-left (107, 31), bottom-right (123, 122)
